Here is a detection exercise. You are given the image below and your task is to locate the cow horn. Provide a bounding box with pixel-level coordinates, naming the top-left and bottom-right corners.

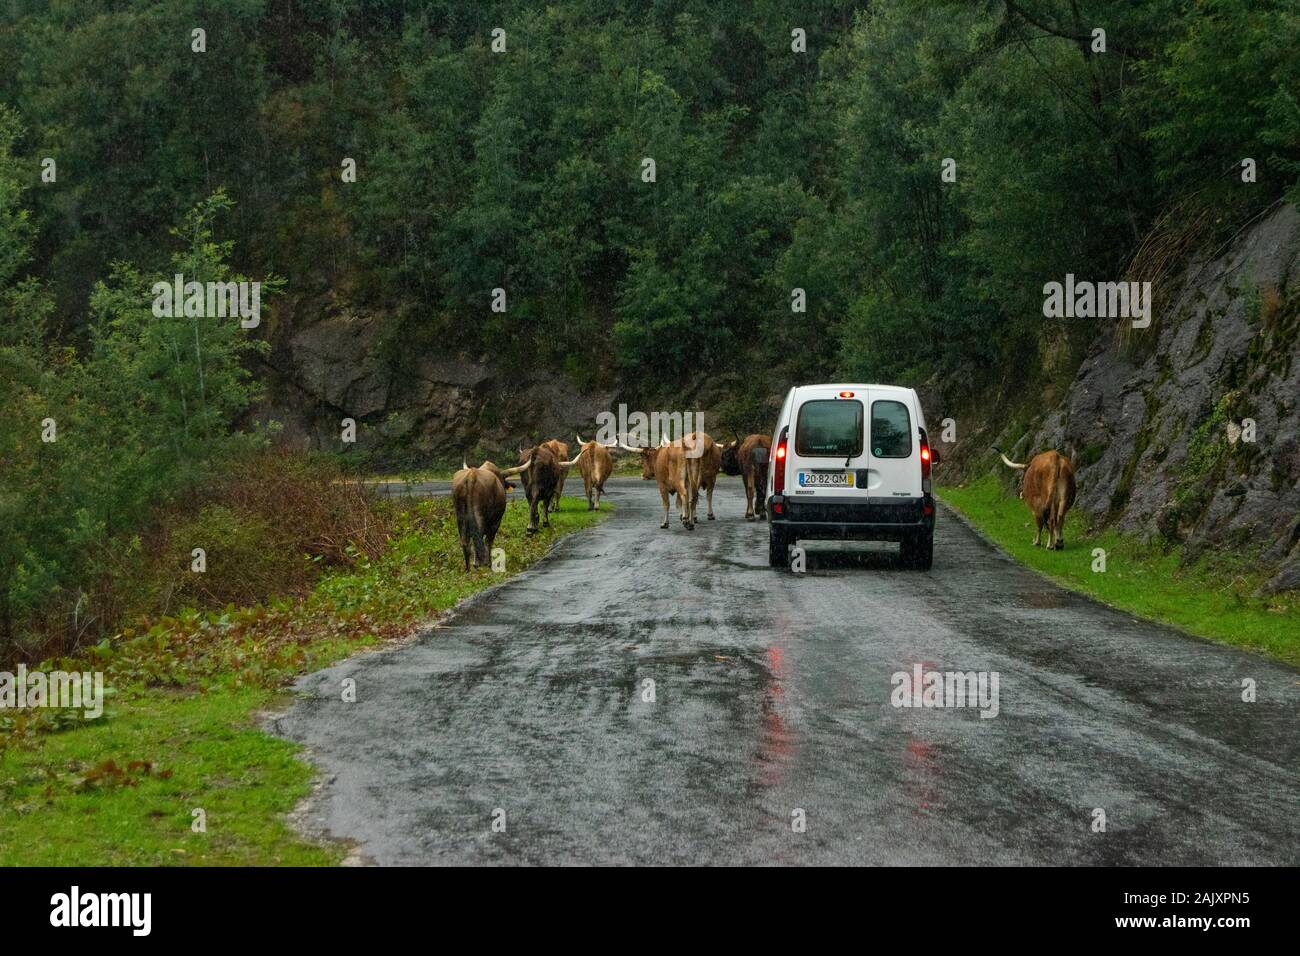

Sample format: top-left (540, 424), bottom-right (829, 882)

top-left (560, 452), bottom-right (584, 466)
top-left (576, 434), bottom-right (585, 445)
top-left (994, 446), bottom-right (1027, 470)
top-left (501, 460), bottom-right (532, 477)
top-left (462, 459), bottom-right (468, 470)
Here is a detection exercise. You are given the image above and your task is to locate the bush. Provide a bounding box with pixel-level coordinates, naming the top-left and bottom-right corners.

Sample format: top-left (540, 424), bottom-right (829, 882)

top-left (132, 449), bottom-right (391, 620)
top-left (4, 450), bottom-right (390, 667)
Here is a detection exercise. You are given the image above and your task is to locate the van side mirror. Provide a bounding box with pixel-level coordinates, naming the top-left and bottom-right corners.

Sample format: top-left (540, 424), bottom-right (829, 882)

top-left (751, 446), bottom-right (769, 466)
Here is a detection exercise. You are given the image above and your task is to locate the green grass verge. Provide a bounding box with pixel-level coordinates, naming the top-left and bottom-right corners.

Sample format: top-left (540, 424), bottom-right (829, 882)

top-left (0, 494), bottom-right (609, 866)
top-left (939, 475), bottom-right (1299, 666)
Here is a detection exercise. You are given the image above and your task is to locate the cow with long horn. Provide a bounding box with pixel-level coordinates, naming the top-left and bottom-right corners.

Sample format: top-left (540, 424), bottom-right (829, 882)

top-left (574, 434), bottom-right (616, 511)
top-left (451, 459), bottom-right (531, 570)
top-left (518, 442), bottom-right (584, 533)
top-left (620, 434), bottom-right (691, 530)
top-left (995, 446), bottom-right (1077, 550)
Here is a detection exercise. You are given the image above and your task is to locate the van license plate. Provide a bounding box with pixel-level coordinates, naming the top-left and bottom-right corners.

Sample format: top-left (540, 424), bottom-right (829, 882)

top-left (798, 471), bottom-right (855, 488)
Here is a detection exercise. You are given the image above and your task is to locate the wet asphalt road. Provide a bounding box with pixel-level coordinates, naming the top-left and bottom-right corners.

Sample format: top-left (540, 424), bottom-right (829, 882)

top-left (272, 477), bottom-right (1300, 865)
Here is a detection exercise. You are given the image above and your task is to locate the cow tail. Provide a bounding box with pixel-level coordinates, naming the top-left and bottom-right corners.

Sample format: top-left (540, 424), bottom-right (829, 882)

top-left (528, 446), bottom-right (542, 500)
top-left (468, 506), bottom-right (487, 566)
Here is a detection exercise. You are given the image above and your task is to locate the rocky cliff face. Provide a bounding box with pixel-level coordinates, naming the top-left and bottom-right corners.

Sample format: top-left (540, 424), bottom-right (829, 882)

top-left (1027, 203), bottom-right (1300, 592)
top-left (249, 308), bottom-right (615, 467)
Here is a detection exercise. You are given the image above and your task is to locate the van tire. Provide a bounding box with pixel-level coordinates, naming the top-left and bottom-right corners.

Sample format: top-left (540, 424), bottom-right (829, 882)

top-left (768, 528), bottom-right (791, 569)
top-left (901, 531), bottom-right (933, 570)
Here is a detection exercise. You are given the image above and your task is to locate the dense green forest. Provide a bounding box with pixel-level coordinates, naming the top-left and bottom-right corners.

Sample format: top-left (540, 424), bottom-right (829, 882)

top-left (2, 0), bottom-right (1298, 655)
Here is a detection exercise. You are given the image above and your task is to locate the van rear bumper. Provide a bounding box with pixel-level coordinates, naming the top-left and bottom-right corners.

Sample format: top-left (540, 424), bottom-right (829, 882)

top-left (768, 493), bottom-right (935, 542)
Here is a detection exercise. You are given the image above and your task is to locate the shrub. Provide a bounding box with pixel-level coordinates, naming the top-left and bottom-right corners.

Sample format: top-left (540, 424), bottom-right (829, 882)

top-left (4, 450), bottom-right (391, 667)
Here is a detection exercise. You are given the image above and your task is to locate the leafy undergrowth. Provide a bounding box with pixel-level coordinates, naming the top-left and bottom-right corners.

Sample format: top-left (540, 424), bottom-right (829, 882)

top-left (0, 495), bottom-right (609, 865)
top-left (940, 476), bottom-right (1299, 666)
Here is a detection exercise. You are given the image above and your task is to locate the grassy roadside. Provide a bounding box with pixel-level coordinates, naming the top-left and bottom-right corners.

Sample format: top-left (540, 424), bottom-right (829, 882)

top-left (0, 495), bottom-right (609, 865)
top-left (939, 476), bottom-right (1299, 666)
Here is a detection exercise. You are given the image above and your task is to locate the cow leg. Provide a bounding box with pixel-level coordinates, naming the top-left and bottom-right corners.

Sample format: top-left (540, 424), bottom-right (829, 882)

top-left (527, 495), bottom-right (540, 534)
top-left (472, 506), bottom-right (490, 567)
top-left (743, 474), bottom-right (755, 520)
top-left (484, 509), bottom-right (503, 567)
top-left (1033, 513), bottom-right (1044, 547)
top-left (706, 480), bottom-right (715, 519)
top-left (679, 478), bottom-right (693, 529)
top-left (659, 486), bottom-right (671, 529)
top-left (585, 475), bottom-right (595, 510)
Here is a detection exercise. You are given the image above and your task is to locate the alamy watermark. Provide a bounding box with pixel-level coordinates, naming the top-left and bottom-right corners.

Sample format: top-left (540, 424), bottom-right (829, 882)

top-left (595, 403), bottom-right (706, 457)
top-left (1043, 274), bottom-right (1152, 329)
top-left (0, 666), bottom-right (104, 718)
top-left (151, 274), bottom-right (261, 328)
top-left (891, 664), bottom-right (999, 719)
top-left (50, 886), bottom-right (151, 936)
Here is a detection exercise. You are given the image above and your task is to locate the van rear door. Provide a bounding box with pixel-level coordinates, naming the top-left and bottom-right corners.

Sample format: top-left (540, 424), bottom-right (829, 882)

top-left (865, 390), bottom-right (922, 498)
top-left (787, 389), bottom-right (870, 497)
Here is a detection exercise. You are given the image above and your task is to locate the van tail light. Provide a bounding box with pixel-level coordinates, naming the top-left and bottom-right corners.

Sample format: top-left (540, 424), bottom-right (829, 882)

top-left (919, 429), bottom-right (932, 492)
top-left (773, 428), bottom-right (788, 496)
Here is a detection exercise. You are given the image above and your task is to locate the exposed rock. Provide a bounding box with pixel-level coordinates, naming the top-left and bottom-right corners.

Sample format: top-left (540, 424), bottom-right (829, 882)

top-left (1026, 203), bottom-right (1300, 590)
top-left (249, 308), bottom-right (616, 466)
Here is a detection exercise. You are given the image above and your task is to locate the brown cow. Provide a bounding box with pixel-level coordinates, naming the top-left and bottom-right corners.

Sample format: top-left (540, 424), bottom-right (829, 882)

top-left (543, 439), bottom-right (571, 509)
top-left (620, 435), bottom-right (691, 530)
top-left (681, 431), bottom-right (719, 523)
top-left (518, 443), bottom-right (583, 533)
top-left (574, 434), bottom-right (616, 510)
top-left (719, 434), bottom-right (771, 521)
top-left (451, 459), bottom-right (531, 570)
top-left (996, 448), bottom-right (1077, 550)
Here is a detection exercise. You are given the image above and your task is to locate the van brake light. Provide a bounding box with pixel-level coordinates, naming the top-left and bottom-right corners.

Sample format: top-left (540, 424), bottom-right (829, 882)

top-left (919, 430), bottom-right (932, 488)
top-left (774, 428), bottom-right (789, 496)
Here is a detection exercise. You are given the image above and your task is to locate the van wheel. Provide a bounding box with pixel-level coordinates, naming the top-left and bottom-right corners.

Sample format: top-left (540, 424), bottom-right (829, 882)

top-left (768, 528), bottom-right (790, 569)
top-left (901, 531), bottom-right (934, 570)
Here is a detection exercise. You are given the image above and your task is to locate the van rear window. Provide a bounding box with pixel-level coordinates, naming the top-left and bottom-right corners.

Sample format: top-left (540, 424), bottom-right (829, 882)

top-left (871, 400), bottom-right (912, 458)
top-left (795, 400), bottom-right (863, 458)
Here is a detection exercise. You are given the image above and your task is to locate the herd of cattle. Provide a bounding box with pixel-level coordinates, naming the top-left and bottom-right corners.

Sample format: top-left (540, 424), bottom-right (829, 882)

top-left (450, 428), bottom-right (1080, 569)
top-left (451, 432), bottom-right (771, 570)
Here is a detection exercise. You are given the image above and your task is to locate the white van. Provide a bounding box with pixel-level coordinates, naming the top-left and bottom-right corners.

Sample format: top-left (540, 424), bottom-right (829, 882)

top-left (763, 384), bottom-right (937, 570)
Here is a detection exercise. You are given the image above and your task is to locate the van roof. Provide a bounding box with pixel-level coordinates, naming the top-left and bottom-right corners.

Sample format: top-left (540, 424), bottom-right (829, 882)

top-left (793, 383), bottom-right (915, 396)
